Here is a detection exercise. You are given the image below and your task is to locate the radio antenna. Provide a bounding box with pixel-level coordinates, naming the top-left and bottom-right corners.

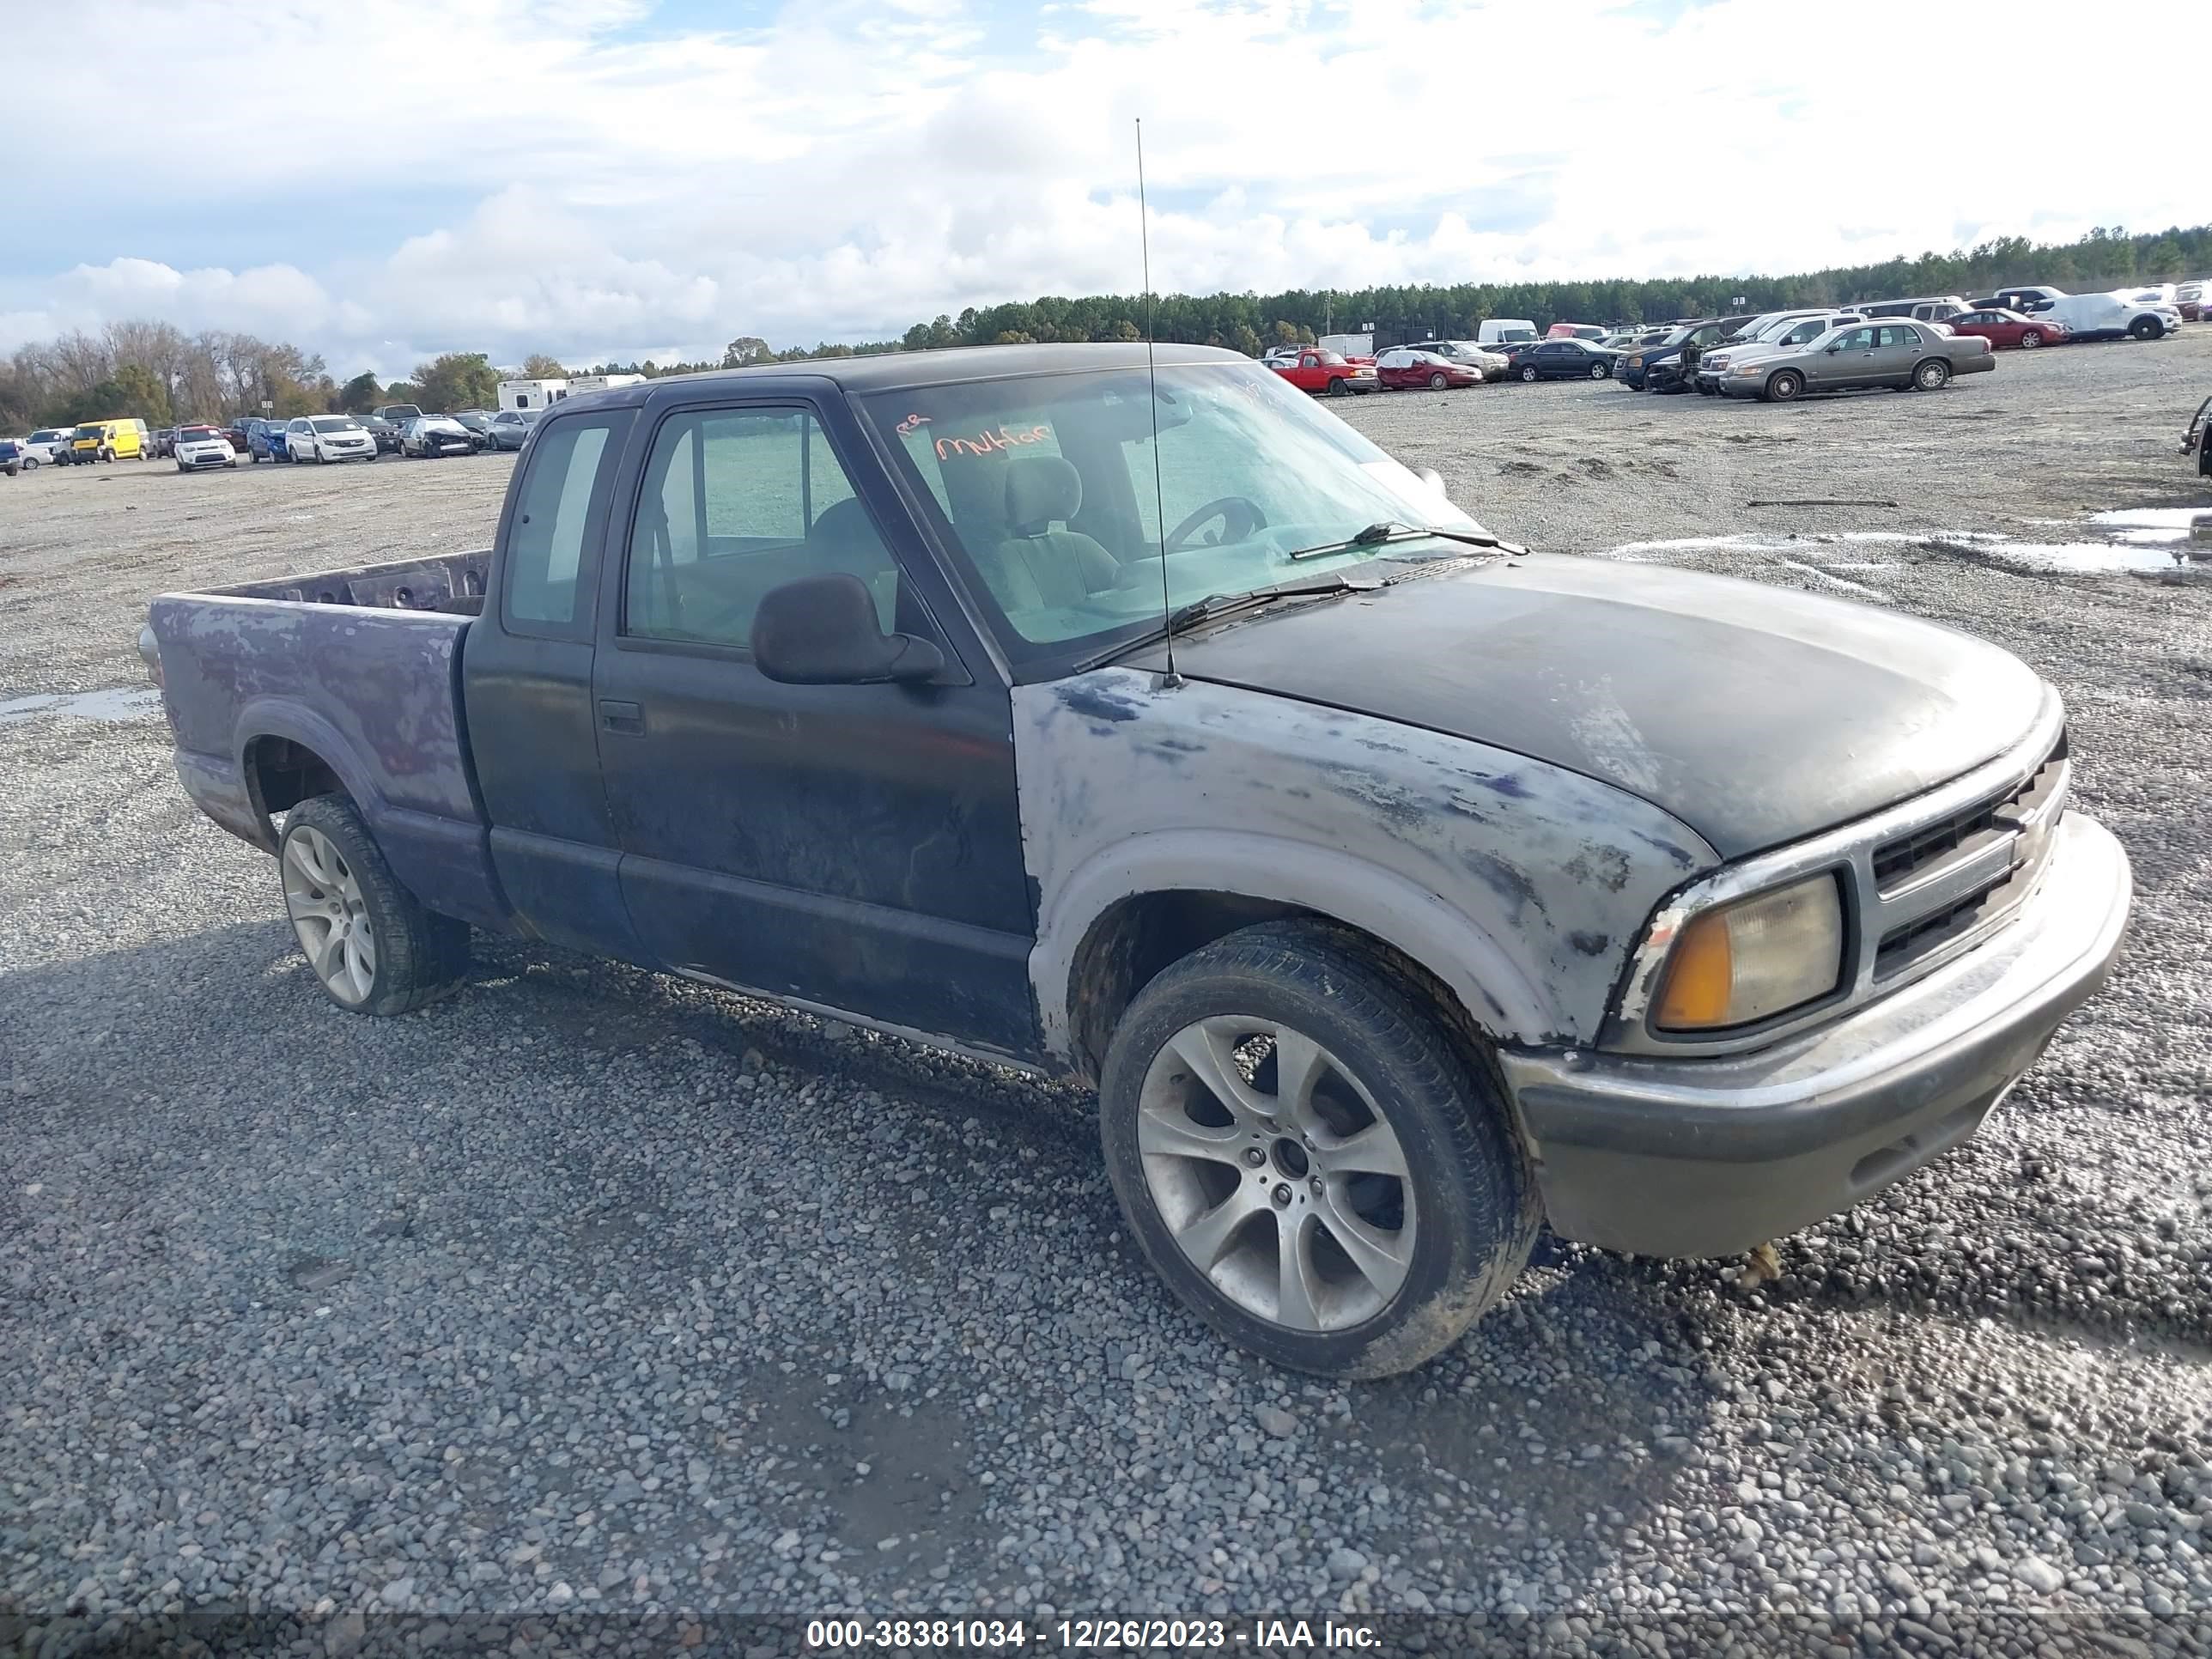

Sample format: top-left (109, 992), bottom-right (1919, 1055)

top-left (1136, 117), bottom-right (1179, 687)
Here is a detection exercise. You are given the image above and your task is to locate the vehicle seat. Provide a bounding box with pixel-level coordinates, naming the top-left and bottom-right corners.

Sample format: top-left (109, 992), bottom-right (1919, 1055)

top-left (805, 495), bottom-right (904, 631)
top-left (974, 457), bottom-right (1120, 612)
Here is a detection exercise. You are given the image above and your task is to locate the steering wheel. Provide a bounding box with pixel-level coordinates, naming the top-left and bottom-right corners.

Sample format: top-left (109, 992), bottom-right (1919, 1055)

top-left (1164, 495), bottom-right (1267, 553)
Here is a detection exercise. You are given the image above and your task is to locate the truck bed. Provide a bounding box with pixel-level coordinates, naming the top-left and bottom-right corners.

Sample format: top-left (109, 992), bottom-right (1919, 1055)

top-left (145, 550), bottom-right (509, 930)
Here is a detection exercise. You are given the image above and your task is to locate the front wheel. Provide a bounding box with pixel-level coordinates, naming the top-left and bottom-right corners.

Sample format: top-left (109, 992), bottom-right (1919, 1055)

top-left (1518, 364), bottom-right (1539, 382)
top-left (1764, 369), bottom-right (1803, 403)
top-left (1913, 358), bottom-right (1952, 391)
top-left (278, 795), bottom-right (468, 1016)
top-left (2129, 315), bottom-right (2162, 341)
top-left (2019, 330), bottom-right (2043, 349)
top-left (1428, 371), bottom-right (1448, 390)
top-left (1098, 921), bottom-right (1538, 1379)
top-left (1328, 377), bottom-right (1352, 397)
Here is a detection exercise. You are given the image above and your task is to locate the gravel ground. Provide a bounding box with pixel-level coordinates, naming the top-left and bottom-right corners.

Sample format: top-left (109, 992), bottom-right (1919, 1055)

top-left (3, 336), bottom-right (2210, 1656)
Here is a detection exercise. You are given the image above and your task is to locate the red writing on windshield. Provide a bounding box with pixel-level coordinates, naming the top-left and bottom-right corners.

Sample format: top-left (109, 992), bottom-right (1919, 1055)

top-left (896, 412), bottom-right (931, 435)
top-left (934, 423), bottom-right (1053, 460)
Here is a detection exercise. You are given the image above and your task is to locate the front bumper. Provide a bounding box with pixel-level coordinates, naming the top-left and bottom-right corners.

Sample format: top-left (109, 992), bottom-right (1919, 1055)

top-left (1500, 811), bottom-right (2131, 1259)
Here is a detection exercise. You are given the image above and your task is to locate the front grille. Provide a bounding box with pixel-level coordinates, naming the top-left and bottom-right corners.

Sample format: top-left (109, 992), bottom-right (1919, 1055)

top-left (1870, 732), bottom-right (2069, 978)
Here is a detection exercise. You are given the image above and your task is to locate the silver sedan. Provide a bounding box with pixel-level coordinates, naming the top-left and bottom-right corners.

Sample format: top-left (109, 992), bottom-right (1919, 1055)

top-left (1717, 319), bottom-right (1995, 403)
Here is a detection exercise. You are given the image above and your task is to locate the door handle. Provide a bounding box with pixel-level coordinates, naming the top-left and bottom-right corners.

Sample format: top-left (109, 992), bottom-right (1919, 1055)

top-left (599, 698), bottom-right (644, 735)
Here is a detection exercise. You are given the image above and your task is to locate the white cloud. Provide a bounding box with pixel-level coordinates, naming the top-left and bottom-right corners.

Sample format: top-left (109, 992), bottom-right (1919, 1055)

top-left (1, 0), bottom-right (2200, 377)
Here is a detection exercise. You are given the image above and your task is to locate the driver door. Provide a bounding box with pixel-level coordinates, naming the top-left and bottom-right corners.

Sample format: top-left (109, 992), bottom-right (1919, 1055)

top-left (589, 394), bottom-right (1038, 1055)
top-left (1814, 325), bottom-right (1876, 389)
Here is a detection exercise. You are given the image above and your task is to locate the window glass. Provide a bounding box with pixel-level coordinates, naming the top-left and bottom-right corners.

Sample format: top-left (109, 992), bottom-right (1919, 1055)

top-left (506, 418), bottom-right (615, 627)
top-left (1879, 325), bottom-right (1919, 348)
top-left (624, 408), bottom-right (894, 647)
top-left (1833, 328), bottom-right (1875, 351)
top-left (1782, 322), bottom-right (1822, 346)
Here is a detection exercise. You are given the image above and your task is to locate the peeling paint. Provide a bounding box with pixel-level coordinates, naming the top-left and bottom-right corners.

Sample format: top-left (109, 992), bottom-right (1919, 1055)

top-left (1014, 667), bottom-right (1720, 1061)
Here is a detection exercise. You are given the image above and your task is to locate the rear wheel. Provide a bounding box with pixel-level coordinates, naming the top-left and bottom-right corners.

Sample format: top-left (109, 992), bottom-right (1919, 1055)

top-left (278, 796), bottom-right (468, 1017)
top-left (1764, 368), bottom-right (1803, 403)
top-left (1098, 921), bottom-right (1539, 1378)
top-left (1913, 358), bottom-right (1952, 391)
top-left (1588, 360), bottom-right (1609, 379)
top-left (2019, 330), bottom-right (2043, 349)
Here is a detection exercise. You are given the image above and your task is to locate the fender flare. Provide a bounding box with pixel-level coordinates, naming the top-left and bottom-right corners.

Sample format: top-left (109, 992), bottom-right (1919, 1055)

top-left (230, 698), bottom-right (390, 851)
top-left (1030, 830), bottom-right (1559, 1067)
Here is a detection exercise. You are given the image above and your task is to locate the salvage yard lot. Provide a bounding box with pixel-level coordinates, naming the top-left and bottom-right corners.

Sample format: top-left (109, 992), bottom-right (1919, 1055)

top-left (3, 334), bottom-right (2210, 1652)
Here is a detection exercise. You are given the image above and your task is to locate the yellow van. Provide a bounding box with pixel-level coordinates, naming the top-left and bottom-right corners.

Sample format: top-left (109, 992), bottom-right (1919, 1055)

top-left (70, 418), bottom-right (148, 462)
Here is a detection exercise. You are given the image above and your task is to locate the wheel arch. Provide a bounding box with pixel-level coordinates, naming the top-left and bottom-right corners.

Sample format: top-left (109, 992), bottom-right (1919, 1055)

top-left (234, 701), bottom-right (383, 851)
top-left (1036, 834), bottom-right (1557, 1088)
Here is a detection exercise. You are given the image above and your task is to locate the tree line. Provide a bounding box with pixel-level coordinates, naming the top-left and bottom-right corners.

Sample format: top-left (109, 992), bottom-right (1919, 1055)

top-left (4, 222), bottom-right (2201, 430)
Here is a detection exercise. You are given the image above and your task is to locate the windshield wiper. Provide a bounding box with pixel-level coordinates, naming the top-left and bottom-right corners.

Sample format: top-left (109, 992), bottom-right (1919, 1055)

top-left (1287, 520), bottom-right (1526, 561)
top-left (1070, 575), bottom-right (1378, 673)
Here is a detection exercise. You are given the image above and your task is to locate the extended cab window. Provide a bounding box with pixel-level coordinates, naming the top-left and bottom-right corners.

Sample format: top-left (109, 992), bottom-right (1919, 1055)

top-left (504, 415), bottom-right (620, 629)
top-left (623, 407), bottom-right (896, 649)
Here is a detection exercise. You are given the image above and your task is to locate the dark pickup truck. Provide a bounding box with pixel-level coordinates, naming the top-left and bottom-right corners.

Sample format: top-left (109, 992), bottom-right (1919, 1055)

top-left (143, 343), bottom-right (2132, 1378)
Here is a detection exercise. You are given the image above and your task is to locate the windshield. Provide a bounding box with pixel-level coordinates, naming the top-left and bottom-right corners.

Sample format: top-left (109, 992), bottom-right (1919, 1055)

top-left (74, 426), bottom-right (101, 440)
top-left (860, 362), bottom-right (1477, 668)
top-left (311, 417), bottom-right (359, 433)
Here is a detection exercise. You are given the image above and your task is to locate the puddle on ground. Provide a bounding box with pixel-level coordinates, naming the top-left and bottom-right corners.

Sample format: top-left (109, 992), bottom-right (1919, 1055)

top-left (1604, 518), bottom-right (2208, 579)
top-left (2088, 507), bottom-right (2212, 532)
top-left (1960, 540), bottom-right (2203, 574)
top-left (0, 688), bottom-right (164, 726)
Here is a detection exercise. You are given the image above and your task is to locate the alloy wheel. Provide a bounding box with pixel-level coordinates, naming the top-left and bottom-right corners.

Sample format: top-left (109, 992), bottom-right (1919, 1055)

top-left (282, 824), bottom-right (377, 1005)
top-left (1136, 1017), bottom-right (1415, 1332)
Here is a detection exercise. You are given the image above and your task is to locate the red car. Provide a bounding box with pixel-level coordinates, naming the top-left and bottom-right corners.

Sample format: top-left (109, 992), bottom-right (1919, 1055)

top-left (1375, 348), bottom-right (1482, 390)
top-left (1266, 349), bottom-right (1377, 397)
top-left (1943, 307), bottom-right (2069, 350)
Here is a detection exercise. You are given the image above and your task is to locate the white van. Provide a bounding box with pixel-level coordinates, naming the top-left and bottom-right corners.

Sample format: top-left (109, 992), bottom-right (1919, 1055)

top-left (497, 378), bottom-right (569, 411)
top-left (1477, 319), bottom-right (1539, 346)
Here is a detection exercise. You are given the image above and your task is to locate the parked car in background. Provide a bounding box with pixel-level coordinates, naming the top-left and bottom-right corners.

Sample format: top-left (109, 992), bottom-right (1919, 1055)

top-left (1512, 338), bottom-right (1619, 381)
top-left (453, 411), bottom-right (499, 451)
top-left (1943, 308), bottom-right (2070, 350)
top-left (2174, 282), bottom-right (2203, 322)
top-left (2035, 292), bottom-right (2183, 342)
top-left (224, 418), bottom-right (254, 453)
top-left (486, 409), bottom-right (542, 450)
top-left (359, 415), bottom-right (404, 455)
top-left (288, 415), bottom-right (378, 464)
top-left (1267, 349), bottom-right (1377, 396)
top-left (1972, 286), bottom-right (2067, 314)
top-left (146, 428), bottom-right (175, 459)
top-left (374, 404), bottom-right (426, 426)
top-left (1857, 296), bottom-right (1969, 323)
top-left (2184, 394), bottom-right (2212, 477)
top-left (20, 428), bottom-right (74, 466)
top-left (1407, 340), bottom-right (1510, 380)
top-left (70, 418), bottom-right (146, 461)
top-left (1477, 319), bottom-right (1539, 346)
top-left (1695, 313), bottom-right (1869, 394)
top-left (1718, 319), bottom-right (1994, 401)
top-left (173, 426), bottom-right (238, 471)
top-left (0, 440), bottom-right (21, 477)
top-left (1619, 319), bottom-right (1732, 392)
top-left (1376, 348), bottom-right (1484, 391)
top-left (1546, 322), bottom-right (1607, 340)
top-left (244, 419), bottom-right (289, 462)
top-left (401, 415), bottom-right (477, 458)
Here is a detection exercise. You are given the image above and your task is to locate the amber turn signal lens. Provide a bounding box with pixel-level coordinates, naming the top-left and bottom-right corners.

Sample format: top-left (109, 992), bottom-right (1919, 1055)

top-left (1652, 873), bottom-right (1844, 1032)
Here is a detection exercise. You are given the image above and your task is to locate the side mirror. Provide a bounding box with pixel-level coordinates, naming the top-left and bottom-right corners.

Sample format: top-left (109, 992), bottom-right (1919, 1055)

top-left (751, 573), bottom-right (945, 686)
top-left (1825, 343), bottom-right (1844, 354)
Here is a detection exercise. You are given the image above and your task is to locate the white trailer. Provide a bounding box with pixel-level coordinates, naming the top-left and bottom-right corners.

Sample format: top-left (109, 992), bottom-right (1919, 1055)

top-left (498, 378), bottom-right (569, 411)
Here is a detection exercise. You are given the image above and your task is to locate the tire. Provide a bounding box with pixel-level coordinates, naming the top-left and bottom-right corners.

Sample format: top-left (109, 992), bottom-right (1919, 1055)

top-left (1764, 369), bottom-right (1803, 403)
top-left (277, 795), bottom-right (468, 1017)
top-left (1518, 364), bottom-right (1539, 382)
top-left (2019, 330), bottom-right (2043, 349)
top-left (99, 447), bottom-right (113, 463)
top-left (1097, 920), bottom-right (1539, 1379)
top-left (251, 450), bottom-right (262, 464)
top-left (2129, 315), bottom-right (2161, 341)
top-left (226, 459), bottom-right (237, 468)
top-left (1428, 371), bottom-right (1448, 390)
top-left (1328, 377), bottom-right (1351, 397)
top-left (1913, 358), bottom-right (1952, 391)
top-left (1589, 361), bottom-right (1609, 379)
top-left (175, 463), bottom-right (186, 473)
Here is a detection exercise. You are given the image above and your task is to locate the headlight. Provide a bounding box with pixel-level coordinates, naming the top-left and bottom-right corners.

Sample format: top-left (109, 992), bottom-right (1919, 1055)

top-left (1729, 362), bottom-right (1762, 375)
top-left (1652, 873), bottom-right (1844, 1031)
top-left (1627, 356), bottom-right (1644, 368)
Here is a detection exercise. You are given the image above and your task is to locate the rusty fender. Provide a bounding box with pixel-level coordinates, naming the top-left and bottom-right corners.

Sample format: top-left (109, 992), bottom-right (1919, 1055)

top-left (1012, 666), bottom-right (1719, 1063)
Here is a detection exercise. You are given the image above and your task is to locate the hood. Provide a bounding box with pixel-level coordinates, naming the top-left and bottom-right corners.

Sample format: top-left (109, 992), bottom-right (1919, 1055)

top-left (1138, 553), bottom-right (2045, 859)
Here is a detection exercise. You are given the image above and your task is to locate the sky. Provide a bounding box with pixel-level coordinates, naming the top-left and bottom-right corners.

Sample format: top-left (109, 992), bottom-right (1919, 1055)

top-left (4, 0), bottom-right (2201, 381)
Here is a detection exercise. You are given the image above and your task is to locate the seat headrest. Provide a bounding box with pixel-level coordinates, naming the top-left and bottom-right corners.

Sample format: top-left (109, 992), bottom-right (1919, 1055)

top-left (1006, 456), bottom-right (1082, 537)
top-left (807, 495), bottom-right (873, 545)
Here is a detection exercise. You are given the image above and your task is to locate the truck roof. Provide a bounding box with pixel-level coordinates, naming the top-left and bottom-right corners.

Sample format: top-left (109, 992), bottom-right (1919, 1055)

top-left (567, 342), bottom-right (1254, 405)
